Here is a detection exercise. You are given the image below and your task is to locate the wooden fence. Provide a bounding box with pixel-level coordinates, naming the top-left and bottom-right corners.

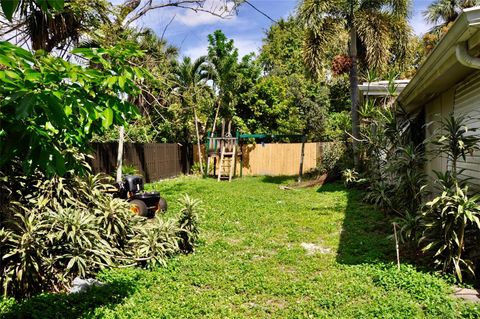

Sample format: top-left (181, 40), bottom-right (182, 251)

top-left (91, 142), bottom-right (326, 182)
top-left (90, 143), bottom-right (192, 183)
top-left (195, 142), bottom-right (325, 176)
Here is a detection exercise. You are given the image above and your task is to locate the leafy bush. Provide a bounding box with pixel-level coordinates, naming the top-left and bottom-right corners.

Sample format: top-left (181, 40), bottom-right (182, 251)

top-left (0, 168), bottom-right (203, 298)
top-left (421, 184), bottom-right (480, 282)
top-left (129, 218), bottom-right (180, 268)
top-left (317, 141), bottom-right (347, 177)
top-left (177, 195), bottom-right (203, 253)
top-left (0, 41), bottom-right (145, 176)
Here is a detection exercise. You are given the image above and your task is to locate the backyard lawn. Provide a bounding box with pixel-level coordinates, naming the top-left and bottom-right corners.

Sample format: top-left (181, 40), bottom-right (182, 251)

top-left (2, 176), bottom-right (479, 318)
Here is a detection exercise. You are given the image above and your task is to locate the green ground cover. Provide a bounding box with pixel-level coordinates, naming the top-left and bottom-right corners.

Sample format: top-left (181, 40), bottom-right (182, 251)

top-left (2, 176), bottom-right (479, 318)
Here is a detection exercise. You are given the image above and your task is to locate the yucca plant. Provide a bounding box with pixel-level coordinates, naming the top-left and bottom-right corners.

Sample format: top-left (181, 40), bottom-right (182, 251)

top-left (430, 113), bottom-right (480, 180)
top-left (421, 184), bottom-right (480, 281)
top-left (177, 195), bottom-right (203, 253)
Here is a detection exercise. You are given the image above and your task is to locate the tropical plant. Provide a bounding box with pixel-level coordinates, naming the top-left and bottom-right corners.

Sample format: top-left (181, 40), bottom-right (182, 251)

top-left (172, 56), bottom-right (212, 175)
top-left (206, 30), bottom-right (240, 134)
top-left (177, 195), bottom-right (203, 253)
top-left (421, 184), bottom-right (480, 281)
top-left (0, 41), bottom-right (145, 176)
top-left (0, 166), bottom-right (203, 297)
top-left (129, 218), bottom-right (180, 268)
top-left (297, 0), bottom-right (412, 166)
top-left (429, 113), bottom-right (480, 180)
top-left (424, 0), bottom-right (480, 31)
top-left (1, 0), bottom-right (110, 52)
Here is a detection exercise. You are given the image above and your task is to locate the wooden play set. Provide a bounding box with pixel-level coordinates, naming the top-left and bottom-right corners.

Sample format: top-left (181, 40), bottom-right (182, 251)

top-left (205, 120), bottom-right (306, 182)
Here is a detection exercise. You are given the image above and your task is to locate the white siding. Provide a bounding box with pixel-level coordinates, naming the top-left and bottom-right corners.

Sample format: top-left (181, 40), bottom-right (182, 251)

top-left (453, 71), bottom-right (480, 187)
top-left (425, 89), bottom-right (453, 182)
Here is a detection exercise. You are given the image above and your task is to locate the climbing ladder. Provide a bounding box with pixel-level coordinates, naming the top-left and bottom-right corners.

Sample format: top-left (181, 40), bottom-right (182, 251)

top-left (217, 137), bottom-right (237, 182)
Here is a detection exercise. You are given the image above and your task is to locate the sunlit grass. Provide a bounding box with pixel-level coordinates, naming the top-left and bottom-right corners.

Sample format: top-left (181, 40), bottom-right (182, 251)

top-left (2, 176), bottom-right (479, 318)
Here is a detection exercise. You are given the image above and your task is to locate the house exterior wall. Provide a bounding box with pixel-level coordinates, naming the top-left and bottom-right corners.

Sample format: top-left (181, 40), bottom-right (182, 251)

top-left (453, 71), bottom-right (480, 187)
top-left (422, 71), bottom-right (480, 187)
top-left (424, 88), bottom-right (454, 181)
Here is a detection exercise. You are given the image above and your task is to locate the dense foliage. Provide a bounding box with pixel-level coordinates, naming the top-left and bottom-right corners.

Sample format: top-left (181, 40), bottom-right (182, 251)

top-left (0, 41), bottom-right (143, 176)
top-left (0, 164), bottom-right (202, 298)
top-left (348, 78), bottom-right (480, 282)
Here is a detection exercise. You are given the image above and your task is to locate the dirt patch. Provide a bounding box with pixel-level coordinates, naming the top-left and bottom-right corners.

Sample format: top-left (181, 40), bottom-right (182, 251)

top-left (301, 242), bottom-right (332, 255)
top-left (284, 174), bottom-right (338, 189)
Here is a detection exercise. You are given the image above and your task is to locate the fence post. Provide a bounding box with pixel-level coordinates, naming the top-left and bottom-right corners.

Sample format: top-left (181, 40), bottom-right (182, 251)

top-left (116, 126), bottom-right (124, 183)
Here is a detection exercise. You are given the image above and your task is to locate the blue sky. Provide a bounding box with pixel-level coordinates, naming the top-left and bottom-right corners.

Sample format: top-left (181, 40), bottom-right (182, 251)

top-left (128, 0), bottom-right (435, 60)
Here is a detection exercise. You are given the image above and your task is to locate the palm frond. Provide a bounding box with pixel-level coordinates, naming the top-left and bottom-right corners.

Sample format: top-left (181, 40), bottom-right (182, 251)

top-left (302, 16), bottom-right (344, 78)
top-left (355, 10), bottom-right (393, 71)
top-left (423, 0), bottom-right (459, 25)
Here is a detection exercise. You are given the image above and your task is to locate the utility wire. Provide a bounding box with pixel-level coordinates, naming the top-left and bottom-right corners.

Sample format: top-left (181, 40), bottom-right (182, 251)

top-left (243, 0), bottom-right (278, 23)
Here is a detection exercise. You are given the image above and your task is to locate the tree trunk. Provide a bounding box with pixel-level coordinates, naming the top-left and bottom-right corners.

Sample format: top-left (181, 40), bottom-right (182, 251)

top-left (349, 27), bottom-right (360, 168)
top-left (193, 106), bottom-right (204, 175)
top-left (211, 98), bottom-right (221, 137)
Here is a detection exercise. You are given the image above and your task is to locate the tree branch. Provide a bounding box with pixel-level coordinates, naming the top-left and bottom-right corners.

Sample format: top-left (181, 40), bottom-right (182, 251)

top-left (124, 0), bottom-right (238, 26)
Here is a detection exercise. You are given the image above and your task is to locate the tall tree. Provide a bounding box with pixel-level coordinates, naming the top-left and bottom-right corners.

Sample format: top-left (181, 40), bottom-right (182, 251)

top-left (297, 0), bottom-right (411, 166)
top-left (173, 56), bottom-right (212, 174)
top-left (424, 0), bottom-right (480, 29)
top-left (206, 29), bottom-right (239, 135)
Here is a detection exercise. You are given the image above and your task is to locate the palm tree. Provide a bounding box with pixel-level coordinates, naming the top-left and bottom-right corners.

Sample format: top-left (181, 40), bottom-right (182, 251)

top-left (206, 30), bottom-right (239, 136)
top-left (423, 0), bottom-right (480, 32)
top-left (173, 56), bottom-right (212, 175)
top-left (297, 0), bottom-right (411, 167)
top-left (1, 0), bottom-right (110, 52)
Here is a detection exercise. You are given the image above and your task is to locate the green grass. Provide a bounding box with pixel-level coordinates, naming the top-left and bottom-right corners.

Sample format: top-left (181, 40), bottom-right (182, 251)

top-left (2, 176), bottom-right (480, 318)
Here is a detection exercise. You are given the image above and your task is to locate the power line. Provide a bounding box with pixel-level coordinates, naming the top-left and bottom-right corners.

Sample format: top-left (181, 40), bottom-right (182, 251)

top-left (243, 0), bottom-right (278, 24)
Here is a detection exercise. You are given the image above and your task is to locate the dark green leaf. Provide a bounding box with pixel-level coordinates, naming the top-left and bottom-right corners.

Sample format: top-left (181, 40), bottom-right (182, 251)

top-left (1, 0), bottom-right (20, 21)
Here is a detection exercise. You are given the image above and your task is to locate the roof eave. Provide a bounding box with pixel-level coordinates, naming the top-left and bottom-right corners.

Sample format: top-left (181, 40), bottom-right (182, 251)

top-left (397, 7), bottom-right (480, 111)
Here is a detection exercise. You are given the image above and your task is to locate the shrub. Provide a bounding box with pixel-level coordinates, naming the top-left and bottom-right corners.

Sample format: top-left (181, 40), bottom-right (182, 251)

top-left (318, 141), bottom-right (347, 177)
top-left (0, 168), bottom-right (203, 298)
top-left (177, 195), bottom-right (203, 253)
top-left (129, 218), bottom-right (180, 268)
top-left (420, 184), bottom-right (480, 282)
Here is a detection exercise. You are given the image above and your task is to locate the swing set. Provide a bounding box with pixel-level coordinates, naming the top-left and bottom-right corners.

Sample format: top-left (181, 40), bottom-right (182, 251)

top-left (205, 120), bottom-right (307, 182)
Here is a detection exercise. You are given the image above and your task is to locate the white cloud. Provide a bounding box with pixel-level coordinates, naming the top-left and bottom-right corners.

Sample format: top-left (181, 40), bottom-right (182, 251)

top-left (183, 45), bottom-right (208, 60)
top-left (175, 0), bottom-right (237, 26)
top-left (234, 38), bottom-right (260, 57)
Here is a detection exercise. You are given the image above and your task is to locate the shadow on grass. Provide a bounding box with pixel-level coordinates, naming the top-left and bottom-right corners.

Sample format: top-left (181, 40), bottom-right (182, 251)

top-left (1, 278), bottom-right (136, 319)
top-left (317, 183), bottom-right (395, 265)
top-left (261, 175), bottom-right (295, 184)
